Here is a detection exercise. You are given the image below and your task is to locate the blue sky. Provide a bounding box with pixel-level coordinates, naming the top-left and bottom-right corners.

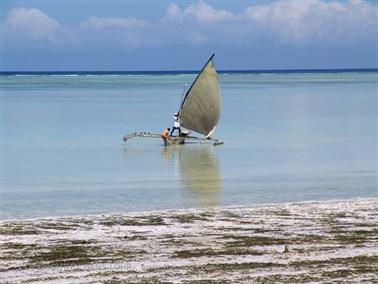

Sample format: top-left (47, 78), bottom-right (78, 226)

top-left (0, 0), bottom-right (377, 71)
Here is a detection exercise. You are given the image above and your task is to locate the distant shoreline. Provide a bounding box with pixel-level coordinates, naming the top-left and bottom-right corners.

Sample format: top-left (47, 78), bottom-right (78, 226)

top-left (1, 68), bottom-right (377, 76)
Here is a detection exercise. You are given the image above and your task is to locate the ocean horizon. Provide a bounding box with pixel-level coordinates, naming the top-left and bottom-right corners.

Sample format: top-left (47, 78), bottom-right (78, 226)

top-left (1, 68), bottom-right (378, 76)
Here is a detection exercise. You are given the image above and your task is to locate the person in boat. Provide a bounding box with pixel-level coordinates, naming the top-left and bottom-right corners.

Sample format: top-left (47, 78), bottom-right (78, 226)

top-left (161, 128), bottom-right (170, 139)
top-left (170, 113), bottom-right (181, 136)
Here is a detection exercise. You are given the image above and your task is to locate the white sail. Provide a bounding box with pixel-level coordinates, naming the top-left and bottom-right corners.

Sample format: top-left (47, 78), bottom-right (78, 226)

top-left (178, 54), bottom-right (221, 136)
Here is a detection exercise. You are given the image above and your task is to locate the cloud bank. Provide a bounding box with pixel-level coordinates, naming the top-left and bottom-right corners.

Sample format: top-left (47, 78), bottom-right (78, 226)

top-left (0, 0), bottom-right (377, 70)
top-left (1, 0), bottom-right (377, 50)
top-left (244, 0), bottom-right (378, 44)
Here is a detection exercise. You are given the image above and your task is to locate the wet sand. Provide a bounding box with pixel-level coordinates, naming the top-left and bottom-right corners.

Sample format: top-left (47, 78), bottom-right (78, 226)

top-left (1, 198), bottom-right (377, 283)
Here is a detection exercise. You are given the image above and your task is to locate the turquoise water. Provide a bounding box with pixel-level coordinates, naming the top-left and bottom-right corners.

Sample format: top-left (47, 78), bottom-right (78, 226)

top-left (0, 71), bottom-right (377, 219)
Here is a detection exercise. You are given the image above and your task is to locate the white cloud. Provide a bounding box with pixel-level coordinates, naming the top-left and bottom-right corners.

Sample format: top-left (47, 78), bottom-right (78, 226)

top-left (77, 17), bottom-right (146, 49)
top-left (244, 0), bottom-right (378, 44)
top-left (81, 16), bottom-right (146, 29)
top-left (2, 7), bottom-right (62, 42)
top-left (0, 8), bottom-right (147, 49)
top-left (162, 1), bottom-right (235, 45)
top-left (161, 0), bottom-right (377, 46)
top-left (165, 0), bottom-right (234, 23)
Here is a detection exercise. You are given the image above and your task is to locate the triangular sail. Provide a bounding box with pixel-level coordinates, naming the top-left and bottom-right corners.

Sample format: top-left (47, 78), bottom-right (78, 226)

top-left (178, 54), bottom-right (221, 136)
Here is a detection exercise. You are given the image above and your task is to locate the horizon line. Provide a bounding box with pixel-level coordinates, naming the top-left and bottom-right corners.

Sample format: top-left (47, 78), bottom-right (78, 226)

top-left (1, 67), bottom-right (377, 74)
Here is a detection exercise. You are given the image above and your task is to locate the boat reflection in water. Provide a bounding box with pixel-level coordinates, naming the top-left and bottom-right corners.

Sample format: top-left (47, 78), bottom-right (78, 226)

top-left (162, 144), bottom-right (221, 207)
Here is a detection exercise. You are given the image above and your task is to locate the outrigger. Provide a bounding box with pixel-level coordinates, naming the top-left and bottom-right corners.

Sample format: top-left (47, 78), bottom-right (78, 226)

top-left (123, 131), bottom-right (224, 146)
top-left (123, 53), bottom-right (223, 146)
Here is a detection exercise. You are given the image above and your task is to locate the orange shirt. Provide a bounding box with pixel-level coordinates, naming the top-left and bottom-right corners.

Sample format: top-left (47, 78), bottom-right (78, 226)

top-left (161, 129), bottom-right (169, 138)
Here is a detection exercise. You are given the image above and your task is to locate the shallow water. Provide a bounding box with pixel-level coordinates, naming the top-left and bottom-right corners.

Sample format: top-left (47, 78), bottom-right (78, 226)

top-left (0, 71), bottom-right (377, 219)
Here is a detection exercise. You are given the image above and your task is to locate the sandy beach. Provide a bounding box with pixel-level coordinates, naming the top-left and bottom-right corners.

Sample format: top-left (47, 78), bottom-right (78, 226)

top-left (0, 198), bottom-right (377, 283)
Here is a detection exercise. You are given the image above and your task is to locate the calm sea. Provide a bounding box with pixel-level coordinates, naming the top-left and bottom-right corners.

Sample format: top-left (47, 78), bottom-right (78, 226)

top-left (0, 70), bottom-right (377, 220)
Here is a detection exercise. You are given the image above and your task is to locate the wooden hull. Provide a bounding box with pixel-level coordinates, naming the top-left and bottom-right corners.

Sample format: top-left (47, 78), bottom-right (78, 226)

top-left (163, 137), bottom-right (185, 146)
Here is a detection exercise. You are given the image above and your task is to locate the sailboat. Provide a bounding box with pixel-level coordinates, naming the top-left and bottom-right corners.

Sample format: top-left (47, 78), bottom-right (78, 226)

top-left (123, 53), bottom-right (223, 146)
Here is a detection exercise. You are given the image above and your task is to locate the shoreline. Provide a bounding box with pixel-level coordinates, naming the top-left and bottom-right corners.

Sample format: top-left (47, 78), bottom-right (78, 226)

top-left (1, 198), bottom-right (377, 283)
top-left (2, 197), bottom-right (377, 223)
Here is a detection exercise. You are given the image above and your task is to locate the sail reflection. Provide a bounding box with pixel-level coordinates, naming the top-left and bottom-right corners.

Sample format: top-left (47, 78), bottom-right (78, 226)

top-left (162, 145), bottom-right (221, 207)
